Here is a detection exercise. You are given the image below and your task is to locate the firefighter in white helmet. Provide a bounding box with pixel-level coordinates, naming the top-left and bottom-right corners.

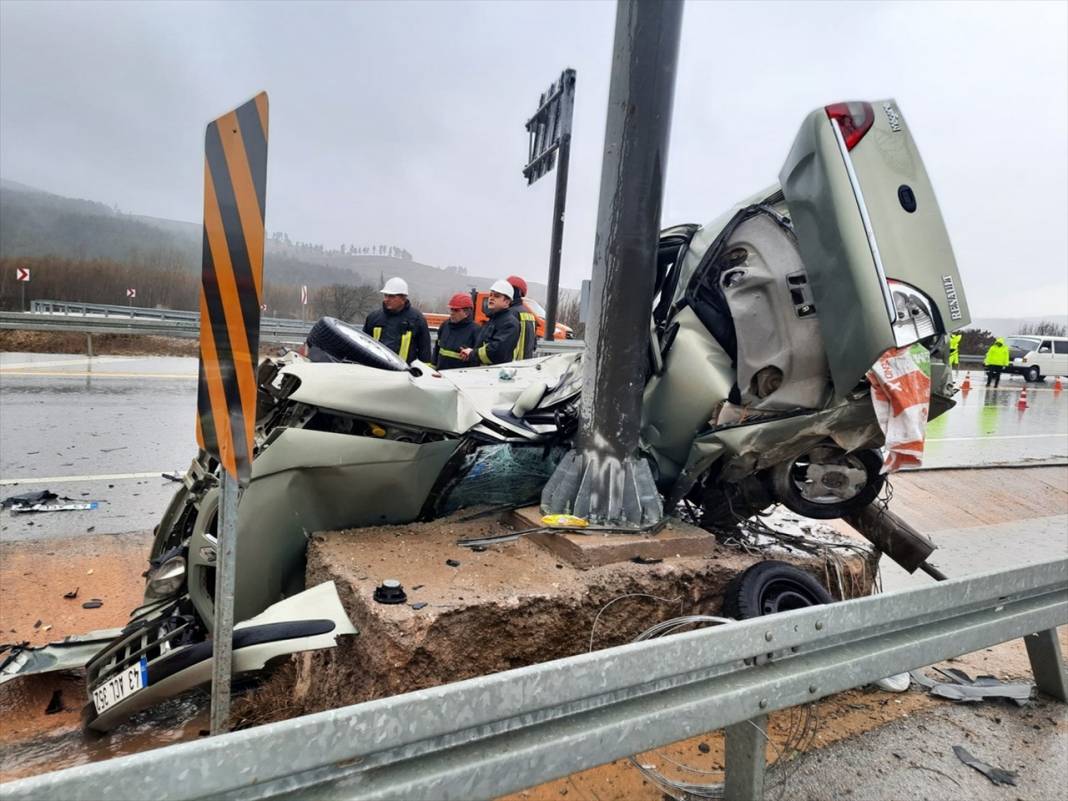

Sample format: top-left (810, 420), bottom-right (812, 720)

top-left (461, 279), bottom-right (520, 366)
top-left (363, 276), bottom-right (431, 364)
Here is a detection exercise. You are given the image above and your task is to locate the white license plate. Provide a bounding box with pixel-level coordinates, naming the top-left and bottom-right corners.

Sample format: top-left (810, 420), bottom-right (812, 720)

top-left (92, 657), bottom-right (148, 714)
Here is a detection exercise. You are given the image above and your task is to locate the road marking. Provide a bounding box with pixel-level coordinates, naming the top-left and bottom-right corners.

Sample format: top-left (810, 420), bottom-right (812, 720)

top-left (0, 471), bottom-right (174, 486)
top-left (928, 434), bottom-right (1068, 442)
top-left (0, 356), bottom-right (132, 370)
top-left (0, 370), bottom-right (196, 379)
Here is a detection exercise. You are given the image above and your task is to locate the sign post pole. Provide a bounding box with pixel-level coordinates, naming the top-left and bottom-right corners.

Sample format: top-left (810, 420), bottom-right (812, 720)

top-left (193, 92), bottom-right (269, 735)
top-left (16, 267), bottom-right (30, 311)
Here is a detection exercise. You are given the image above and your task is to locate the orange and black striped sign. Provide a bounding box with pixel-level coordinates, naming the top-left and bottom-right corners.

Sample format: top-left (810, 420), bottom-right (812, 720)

top-left (196, 92), bottom-right (269, 484)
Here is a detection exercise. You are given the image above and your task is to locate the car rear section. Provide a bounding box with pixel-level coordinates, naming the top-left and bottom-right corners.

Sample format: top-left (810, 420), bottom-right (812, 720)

top-left (780, 99), bottom-right (970, 397)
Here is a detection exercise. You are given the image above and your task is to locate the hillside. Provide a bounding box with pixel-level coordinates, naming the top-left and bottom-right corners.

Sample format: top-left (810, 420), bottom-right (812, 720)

top-left (0, 180), bottom-right (557, 309)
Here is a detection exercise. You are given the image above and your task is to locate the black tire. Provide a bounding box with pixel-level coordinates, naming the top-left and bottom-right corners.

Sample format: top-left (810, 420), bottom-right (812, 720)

top-left (306, 317), bottom-right (409, 371)
top-left (1026, 365), bottom-right (1041, 383)
top-left (722, 560), bottom-right (833, 619)
top-left (771, 447), bottom-right (884, 520)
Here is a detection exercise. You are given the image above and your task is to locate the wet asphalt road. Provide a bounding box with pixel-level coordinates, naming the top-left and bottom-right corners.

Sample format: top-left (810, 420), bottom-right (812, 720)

top-left (1, 353), bottom-right (1066, 542)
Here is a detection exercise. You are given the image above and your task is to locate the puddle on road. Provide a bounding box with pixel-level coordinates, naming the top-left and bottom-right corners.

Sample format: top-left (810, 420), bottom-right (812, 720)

top-left (0, 674), bottom-right (209, 783)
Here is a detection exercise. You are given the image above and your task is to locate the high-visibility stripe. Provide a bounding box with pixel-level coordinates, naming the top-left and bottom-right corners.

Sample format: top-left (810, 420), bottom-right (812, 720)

top-left (372, 327), bottom-right (382, 341)
top-left (514, 311), bottom-right (536, 360)
top-left (399, 330), bottom-right (413, 362)
top-left (195, 92), bottom-right (269, 485)
top-left (478, 344), bottom-right (492, 365)
top-left (438, 348), bottom-right (462, 359)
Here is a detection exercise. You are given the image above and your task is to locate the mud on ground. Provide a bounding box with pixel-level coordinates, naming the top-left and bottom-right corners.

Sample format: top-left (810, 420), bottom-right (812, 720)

top-left (0, 330), bottom-right (293, 358)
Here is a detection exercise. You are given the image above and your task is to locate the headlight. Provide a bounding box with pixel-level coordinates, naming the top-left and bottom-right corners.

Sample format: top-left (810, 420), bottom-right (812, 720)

top-left (145, 555), bottom-right (186, 600)
top-left (888, 280), bottom-right (937, 347)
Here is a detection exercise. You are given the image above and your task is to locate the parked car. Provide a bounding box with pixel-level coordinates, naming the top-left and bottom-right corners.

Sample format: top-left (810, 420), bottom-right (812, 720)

top-left (79, 98), bottom-right (968, 731)
top-left (1005, 335), bottom-right (1068, 381)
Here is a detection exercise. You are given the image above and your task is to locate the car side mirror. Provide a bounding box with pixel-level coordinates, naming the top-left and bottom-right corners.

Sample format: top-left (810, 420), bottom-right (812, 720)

top-left (1039, 348), bottom-right (1051, 354)
top-left (511, 381), bottom-right (547, 417)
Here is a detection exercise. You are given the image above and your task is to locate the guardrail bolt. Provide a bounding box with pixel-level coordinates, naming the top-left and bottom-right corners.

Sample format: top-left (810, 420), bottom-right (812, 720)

top-left (808, 685), bottom-right (818, 694)
top-left (815, 621), bottom-right (824, 631)
top-left (758, 698), bottom-right (768, 709)
top-left (764, 631), bottom-right (773, 642)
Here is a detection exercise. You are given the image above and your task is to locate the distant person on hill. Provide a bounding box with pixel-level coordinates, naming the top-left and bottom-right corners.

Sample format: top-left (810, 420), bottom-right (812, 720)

top-left (363, 277), bottom-right (431, 364)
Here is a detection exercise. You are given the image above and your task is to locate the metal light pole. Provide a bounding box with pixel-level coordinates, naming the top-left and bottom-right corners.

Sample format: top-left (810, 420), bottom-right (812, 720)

top-left (541, 0), bottom-right (683, 528)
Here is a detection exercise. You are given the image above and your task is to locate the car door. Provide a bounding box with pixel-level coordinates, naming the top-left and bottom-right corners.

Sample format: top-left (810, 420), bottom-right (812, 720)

top-left (779, 100), bottom-right (970, 397)
top-left (1054, 340), bottom-right (1068, 376)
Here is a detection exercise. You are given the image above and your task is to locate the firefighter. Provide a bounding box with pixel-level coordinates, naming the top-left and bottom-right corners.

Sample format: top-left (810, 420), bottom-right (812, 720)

top-left (462, 279), bottom-right (519, 366)
top-left (983, 337), bottom-right (1010, 387)
top-left (363, 277), bottom-right (431, 364)
top-left (434, 292), bottom-right (480, 370)
top-left (507, 274), bottom-right (536, 360)
top-left (948, 332), bottom-right (962, 371)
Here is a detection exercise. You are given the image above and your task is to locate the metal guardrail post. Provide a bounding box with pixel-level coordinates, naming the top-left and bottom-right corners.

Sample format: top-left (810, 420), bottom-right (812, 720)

top-left (724, 715), bottom-right (768, 801)
top-left (1024, 629), bottom-right (1068, 701)
top-left (210, 472), bottom-right (239, 733)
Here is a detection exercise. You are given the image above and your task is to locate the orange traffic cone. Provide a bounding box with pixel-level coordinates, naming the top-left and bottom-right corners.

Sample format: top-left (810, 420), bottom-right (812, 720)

top-left (1055, 376), bottom-right (1064, 392)
top-left (960, 372), bottom-right (971, 392)
top-left (1017, 386), bottom-right (1028, 410)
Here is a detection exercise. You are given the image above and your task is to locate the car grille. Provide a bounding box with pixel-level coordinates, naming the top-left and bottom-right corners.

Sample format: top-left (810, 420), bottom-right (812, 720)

top-left (86, 601), bottom-right (198, 691)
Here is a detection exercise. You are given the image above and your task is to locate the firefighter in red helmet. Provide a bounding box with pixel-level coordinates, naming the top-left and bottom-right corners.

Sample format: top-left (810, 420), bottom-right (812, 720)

top-left (433, 292), bottom-right (481, 370)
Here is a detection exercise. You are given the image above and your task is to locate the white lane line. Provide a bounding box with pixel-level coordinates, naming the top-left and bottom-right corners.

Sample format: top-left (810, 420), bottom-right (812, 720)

top-left (0, 371), bottom-right (196, 379)
top-left (0, 356), bottom-right (133, 370)
top-left (0, 471), bottom-right (173, 486)
top-left (928, 434), bottom-right (1068, 442)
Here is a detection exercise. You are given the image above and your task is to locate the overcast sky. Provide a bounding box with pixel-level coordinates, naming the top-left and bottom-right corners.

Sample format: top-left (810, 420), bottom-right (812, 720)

top-left (1, 0), bottom-right (1065, 317)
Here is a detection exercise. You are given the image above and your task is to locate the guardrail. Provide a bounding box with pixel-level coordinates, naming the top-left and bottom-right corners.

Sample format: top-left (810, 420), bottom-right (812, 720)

top-left (29, 299), bottom-right (309, 330)
top-left (3, 558), bottom-right (1064, 801)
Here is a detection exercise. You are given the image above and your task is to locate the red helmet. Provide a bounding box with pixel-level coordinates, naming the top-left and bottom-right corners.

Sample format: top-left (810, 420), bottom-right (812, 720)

top-left (447, 292), bottom-right (473, 310)
top-left (506, 275), bottom-right (528, 297)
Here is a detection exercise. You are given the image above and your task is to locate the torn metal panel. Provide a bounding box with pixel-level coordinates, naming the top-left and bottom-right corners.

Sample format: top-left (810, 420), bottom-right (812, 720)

top-left (0, 628), bottom-right (123, 684)
top-left (952, 746), bottom-right (1019, 786)
top-left (910, 668), bottom-right (1034, 706)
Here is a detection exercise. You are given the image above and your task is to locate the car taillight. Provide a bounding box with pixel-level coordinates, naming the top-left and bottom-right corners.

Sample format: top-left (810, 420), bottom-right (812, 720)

top-left (825, 102), bottom-right (874, 150)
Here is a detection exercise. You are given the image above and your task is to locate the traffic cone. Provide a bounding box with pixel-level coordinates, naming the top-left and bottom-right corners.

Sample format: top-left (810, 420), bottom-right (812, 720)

top-left (960, 372), bottom-right (971, 392)
top-left (1055, 376), bottom-right (1064, 392)
top-left (1017, 386), bottom-right (1028, 410)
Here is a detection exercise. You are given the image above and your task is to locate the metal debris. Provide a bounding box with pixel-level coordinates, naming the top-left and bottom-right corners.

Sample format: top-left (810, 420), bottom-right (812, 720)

top-left (910, 668), bottom-right (1033, 706)
top-left (81, 599), bottom-right (103, 609)
top-left (952, 745), bottom-right (1018, 786)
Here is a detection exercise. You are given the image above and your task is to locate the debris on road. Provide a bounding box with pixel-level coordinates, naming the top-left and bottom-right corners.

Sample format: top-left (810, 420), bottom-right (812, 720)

top-left (2, 490), bottom-right (100, 514)
top-left (911, 667), bottom-right (1033, 706)
top-left (445, 559), bottom-right (461, 567)
top-left (873, 672), bottom-right (911, 693)
top-left (2, 490), bottom-right (58, 509)
top-left (63, 588), bottom-right (79, 599)
top-left (44, 689), bottom-right (64, 715)
top-left (161, 471), bottom-right (184, 482)
top-left (0, 628), bottom-right (124, 684)
top-left (81, 599), bottom-right (103, 609)
top-left (373, 580), bottom-right (407, 605)
top-left (952, 745), bottom-right (1019, 786)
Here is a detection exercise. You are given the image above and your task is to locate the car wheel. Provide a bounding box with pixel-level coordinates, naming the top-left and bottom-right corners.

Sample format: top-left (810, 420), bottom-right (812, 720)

top-left (306, 316), bottom-right (409, 371)
top-left (770, 446), bottom-right (884, 520)
top-left (1026, 366), bottom-right (1041, 382)
top-left (722, 560), bottom-right (833, 619)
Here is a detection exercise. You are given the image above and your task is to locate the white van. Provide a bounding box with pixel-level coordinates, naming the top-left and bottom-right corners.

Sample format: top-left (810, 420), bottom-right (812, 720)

top-left (1006, 335), bottom-right (1068, 382)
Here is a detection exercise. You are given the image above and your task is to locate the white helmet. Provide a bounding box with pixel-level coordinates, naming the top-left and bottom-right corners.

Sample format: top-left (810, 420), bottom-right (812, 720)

top-left (489, 279), bottom-right (514, 297)
top-left (380, 277), bottom-right (409, 295)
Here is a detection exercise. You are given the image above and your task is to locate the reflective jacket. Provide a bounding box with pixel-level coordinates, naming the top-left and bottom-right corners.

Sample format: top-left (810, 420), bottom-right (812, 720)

top-left (363, 301), bottom-right (432, 364)
top-left (983, 339), bottom-right (1010, 368)
top-left (474, 306), bottom-right (520, 365)
top-left (511, 301), bottom-right (537, 360)
top-left (948, 333), bottom-right (962, 365)
top-left (434, 318), bottom-right (480, 370)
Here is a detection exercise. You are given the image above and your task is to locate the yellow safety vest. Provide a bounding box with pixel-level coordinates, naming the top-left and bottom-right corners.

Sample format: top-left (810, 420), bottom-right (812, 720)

top-left (372, 326), bottom-right (413, 362)
top-left (514, 311), bottom-right (536, 360)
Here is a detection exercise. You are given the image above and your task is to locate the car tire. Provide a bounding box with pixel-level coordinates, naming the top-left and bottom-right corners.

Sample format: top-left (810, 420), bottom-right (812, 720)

top-left (771, 447), bottom-right (884, 520)
top-left (306, 316), bottom-right (409, 371)
top-left (1026, 366), bottom-right (1041, 383)
top-left (722, 560), bottom-right (833, 619)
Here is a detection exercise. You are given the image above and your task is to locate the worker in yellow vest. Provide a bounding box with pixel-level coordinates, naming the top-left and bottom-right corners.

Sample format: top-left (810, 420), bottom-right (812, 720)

top-left (948, 332), bottom-right (962, 371)
top-left (983, 337), bottom-right (1010, 387)
top-left (507, 275), bottom-right (536, 360)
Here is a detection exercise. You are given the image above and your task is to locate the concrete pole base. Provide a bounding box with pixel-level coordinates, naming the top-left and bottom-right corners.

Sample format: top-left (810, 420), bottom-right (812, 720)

top-left (540, 449), bottom-right (663, 529)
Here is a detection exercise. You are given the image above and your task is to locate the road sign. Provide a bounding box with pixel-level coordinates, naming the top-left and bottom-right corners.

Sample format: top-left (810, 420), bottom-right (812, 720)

top-left (193, 92), bottom-right (269, 737)
top-left (301, 285), bottom-right (308, 305)
top-left (260, 303), bottom-right (268, 311)
top-left (15, 267), bottom-right (30, 282)
top-left (126, 288), bottom-right (137, 299)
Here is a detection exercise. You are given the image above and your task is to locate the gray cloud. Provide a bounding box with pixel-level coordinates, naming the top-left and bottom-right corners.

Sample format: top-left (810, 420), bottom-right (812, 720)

top-left (2, 0), bottom-right (1065, 316)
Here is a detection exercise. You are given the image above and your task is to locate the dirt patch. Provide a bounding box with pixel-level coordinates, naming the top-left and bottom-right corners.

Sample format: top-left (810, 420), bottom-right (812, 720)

top-left (0, 532), bottom-right (151, 648)
top-left (233, 512), bottom-right (874, 727)
top-left (0, 330), bottom-right (199, 358)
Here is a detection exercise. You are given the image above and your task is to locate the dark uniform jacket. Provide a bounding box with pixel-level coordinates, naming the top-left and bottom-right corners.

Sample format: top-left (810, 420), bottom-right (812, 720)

top-left (363, 301), bottom-right (432, 363)
top-left (434, 318), bottom-right (480, 370)
top-left (474, 306), bottom-right (520, 366)
top-left (511, 301), bottom-right (537, 360)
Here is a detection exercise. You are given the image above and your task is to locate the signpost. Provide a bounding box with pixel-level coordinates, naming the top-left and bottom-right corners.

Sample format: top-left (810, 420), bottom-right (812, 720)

top-left (15, 267), bottom-right (30, 312)
top-left (126, 288), bottom-right (136, 315)
top-left (300, 284), bottom-right (308, 321)
top-left (195, 92), bottom-right (269, 735)
top-left (523, 68), bottom-right (576, 341)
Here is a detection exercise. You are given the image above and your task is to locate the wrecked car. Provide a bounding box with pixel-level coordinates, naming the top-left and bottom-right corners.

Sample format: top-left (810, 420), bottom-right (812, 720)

top-left (82, 98), bottom-right (969, 730)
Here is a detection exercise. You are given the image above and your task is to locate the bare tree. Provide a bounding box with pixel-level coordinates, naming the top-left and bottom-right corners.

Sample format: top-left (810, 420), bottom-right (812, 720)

top-left (1018, 320), bottom-right (1067, 337)
top-left (556, 292), bottom-right (585, 339)
top-left (312, 283), bottom-right (379, 322)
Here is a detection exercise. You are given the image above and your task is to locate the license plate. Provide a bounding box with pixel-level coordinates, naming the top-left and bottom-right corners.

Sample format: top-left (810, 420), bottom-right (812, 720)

top-left (92, 657), bottom-right (148, 714)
